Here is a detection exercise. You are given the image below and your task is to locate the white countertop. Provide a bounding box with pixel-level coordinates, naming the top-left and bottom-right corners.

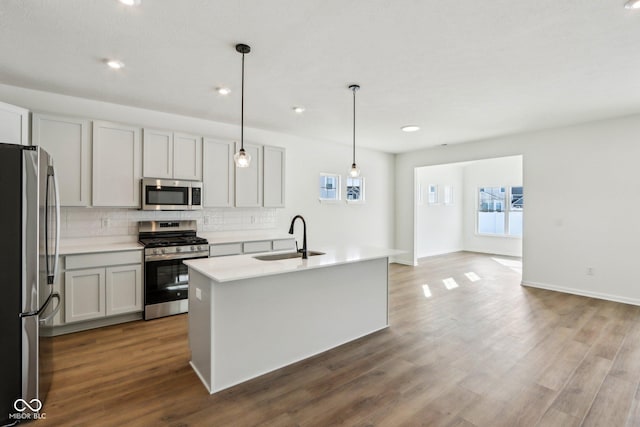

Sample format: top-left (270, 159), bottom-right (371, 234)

top-left (184, 246), bottom-right (404, 283)
top-left (60, 237), bottom-right (143, 255)
top-left (201, 231), bottom-right (293, 244)
top-left (59, 231), bottom-right (293, 255)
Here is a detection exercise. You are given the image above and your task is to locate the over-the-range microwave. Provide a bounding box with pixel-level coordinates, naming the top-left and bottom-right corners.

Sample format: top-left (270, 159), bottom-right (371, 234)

top-left (141, 178), bottom-right (203, 211)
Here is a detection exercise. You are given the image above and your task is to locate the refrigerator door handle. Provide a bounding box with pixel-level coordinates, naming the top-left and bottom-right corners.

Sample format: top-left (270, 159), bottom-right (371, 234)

top-left (20, 292), bottom-right (60, 319)
top-left (39, 292), bottom-right (61, 325)
top-left (46, 164), bottom-right (60, 285)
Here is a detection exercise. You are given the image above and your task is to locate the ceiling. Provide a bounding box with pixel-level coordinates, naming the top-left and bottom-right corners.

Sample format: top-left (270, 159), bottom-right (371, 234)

top-left (2, 0), bottom-right (640, 154)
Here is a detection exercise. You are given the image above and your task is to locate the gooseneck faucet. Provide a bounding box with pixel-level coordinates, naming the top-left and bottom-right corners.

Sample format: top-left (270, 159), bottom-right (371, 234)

top-left (288, 215), bottom-right (308, 259)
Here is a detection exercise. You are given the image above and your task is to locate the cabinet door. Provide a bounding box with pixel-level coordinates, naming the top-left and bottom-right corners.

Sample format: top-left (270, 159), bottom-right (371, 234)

top-left (0, 101), bottom-right (29, 145)
top-left (106, 264), bottom-right (142, 316)
top-left (143, 128), bottom-right (173, 179)
top-left (92, 121), bottom-right (142, 207)
top-left (173, 133), bottom-right (202, 180)
top-left (64, 268), bottom-right (106, 323)
top-left (32, 113), bottom-right (91, 206)
top-left (263, 145), bottom-right (286, 208)
top-left (203, 138), bottom-right (234, 207)
top-left (234, 142), bottom-right (263, 207)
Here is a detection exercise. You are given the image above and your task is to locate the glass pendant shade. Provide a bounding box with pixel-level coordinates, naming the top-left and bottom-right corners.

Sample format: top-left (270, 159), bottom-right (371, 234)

top-left (234, 148), bottom-right (251, 168)
top-left (349, 163), bottom-right (360, 178)
top-left (234, 144), bottom-right (252, 168)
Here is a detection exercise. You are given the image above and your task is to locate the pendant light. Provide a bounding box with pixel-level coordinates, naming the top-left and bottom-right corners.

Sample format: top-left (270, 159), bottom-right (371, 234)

top-left (348, 84), bottom-right (361, 178)
top-left (234, 43), bottom-right (251, 168)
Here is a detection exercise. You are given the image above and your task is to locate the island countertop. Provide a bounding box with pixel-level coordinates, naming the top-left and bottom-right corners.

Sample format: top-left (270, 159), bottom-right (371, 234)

top-left (184, 246), bottom-right (403, 283)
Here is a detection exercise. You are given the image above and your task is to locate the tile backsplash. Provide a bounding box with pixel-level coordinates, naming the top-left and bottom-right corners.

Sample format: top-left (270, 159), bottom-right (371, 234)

top-left (61, 207), bottom-right (278, 238)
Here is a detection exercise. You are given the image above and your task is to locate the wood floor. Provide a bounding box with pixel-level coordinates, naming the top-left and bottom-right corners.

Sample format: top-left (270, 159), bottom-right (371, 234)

top-left (40, 252), bottom-right (640, 426)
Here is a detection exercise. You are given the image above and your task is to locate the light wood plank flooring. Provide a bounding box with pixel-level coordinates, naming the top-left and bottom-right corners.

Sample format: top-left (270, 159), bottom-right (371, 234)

top-left (40, 252), bottom-right (640, 426)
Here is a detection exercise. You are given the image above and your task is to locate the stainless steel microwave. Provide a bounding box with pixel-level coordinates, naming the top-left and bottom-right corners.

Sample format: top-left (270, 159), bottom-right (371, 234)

top-left (141, 178), bottom-right (203, 211)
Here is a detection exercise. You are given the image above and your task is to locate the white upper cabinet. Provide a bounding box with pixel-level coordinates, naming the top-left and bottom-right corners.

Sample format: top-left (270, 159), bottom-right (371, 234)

top-left (0, 101), bottom-right (29, 145)
top-left (92, 121), bottom-right (142, 207)
top-left (234, 142), bottom-right (263, 207)
top-left (203, 138), bottom-right (235, 207)
top-left (142, 128), bottom-right (173, 179)
top-left (32, 113), bottom-right (91, 206)
top-left (263, 145), bottom-right (286, 208)
top-left (143, 129), bottom-right (202, 181)
top-left (173, 133), bottom-right (202, 180)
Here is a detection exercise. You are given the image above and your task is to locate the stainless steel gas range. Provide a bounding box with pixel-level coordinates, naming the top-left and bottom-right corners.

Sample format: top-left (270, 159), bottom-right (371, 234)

top-left (138, 220), bottom-right (209, 320)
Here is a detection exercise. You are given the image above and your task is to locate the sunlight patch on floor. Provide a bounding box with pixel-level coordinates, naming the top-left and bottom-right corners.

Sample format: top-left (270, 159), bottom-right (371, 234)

top-left (443, 278), bottom-right (459, 290)
top-left (491, 257), bottom-right (523, 274)
top-left (465, 272), bottom-right (481, 282)
top-left (422, 284), bottom-right (432, 298)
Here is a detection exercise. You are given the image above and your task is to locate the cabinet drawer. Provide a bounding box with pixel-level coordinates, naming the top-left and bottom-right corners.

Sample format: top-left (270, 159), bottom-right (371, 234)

top-left (65, 250), bottom-right (142, 270)
top-left (272, 239), bottom-right (296, 251)
top-left (243, 241), bottom-right (272, 254)
top-left (209, 243), bottom-right (243, 257)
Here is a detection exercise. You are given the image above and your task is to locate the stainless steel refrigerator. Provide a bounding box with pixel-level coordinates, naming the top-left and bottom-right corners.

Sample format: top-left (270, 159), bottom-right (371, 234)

top-left (0, 143), bottom-right (60, 425)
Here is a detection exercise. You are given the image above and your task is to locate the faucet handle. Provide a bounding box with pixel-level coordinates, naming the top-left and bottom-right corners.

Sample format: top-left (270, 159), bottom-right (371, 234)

top-left (295, 241), bottom-right (299, 252)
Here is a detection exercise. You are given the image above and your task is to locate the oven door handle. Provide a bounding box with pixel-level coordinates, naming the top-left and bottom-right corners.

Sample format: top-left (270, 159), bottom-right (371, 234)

top-left (145, 252), bottom-right (209, 262)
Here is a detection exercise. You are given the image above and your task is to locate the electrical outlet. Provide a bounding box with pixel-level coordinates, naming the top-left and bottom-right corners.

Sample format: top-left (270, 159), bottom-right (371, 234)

top-left (251, 215), bottom-right (256, 224)
top-left (203, 216), bottom-right (210, 225)
top-left (101, 218), bottom-right (110, 228)
top-left (195, 288), bottom-right (202, 301)
top-left (587, 267), bottom-right (594, 276)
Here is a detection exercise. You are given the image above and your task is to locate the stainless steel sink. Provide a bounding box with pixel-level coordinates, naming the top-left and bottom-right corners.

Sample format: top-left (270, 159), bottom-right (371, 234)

top-left (253, 251), bottom-right (325, 261)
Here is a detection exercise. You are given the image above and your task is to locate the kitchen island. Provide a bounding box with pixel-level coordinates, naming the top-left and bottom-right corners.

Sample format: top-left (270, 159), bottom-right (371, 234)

top-left (184, 246), bottom-right (401, 394)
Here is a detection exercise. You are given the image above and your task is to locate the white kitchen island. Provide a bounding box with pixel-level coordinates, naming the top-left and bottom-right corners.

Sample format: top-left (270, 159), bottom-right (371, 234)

top-left (184, 246), bottom-right (401, 394)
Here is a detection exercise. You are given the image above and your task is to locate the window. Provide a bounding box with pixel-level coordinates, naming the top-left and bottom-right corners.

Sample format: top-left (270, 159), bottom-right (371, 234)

top-left (477, 186), bottom-right (523, 236)
top-left (427, 184), bottom-right (438, 205)
top-left (346, 177), bottom-right (365, 202)
top-left (319, 173), bottom-right (341, 201)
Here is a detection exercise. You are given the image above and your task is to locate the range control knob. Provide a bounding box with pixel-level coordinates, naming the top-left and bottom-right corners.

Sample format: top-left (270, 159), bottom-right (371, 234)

top-left (161, 248), bottom-right (167, 254)
top-left (176, 247), bottom-right (182, 252)
top-left (191, 246), bottom-right (196, 251)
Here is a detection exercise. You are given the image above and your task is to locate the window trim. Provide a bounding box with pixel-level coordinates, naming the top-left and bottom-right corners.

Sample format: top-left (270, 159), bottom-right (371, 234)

top-left (476, 185), bottom-right (523, 238)
top-left (346, 176), bottom-right (365, 204)
top-left (318, 173), bottom-right (342, 203)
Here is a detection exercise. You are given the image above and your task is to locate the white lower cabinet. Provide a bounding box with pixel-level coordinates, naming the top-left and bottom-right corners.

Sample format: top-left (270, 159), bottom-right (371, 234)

top-left (63, 250), bottom-right (142, 324)
top-left (65, 268), bottom-right (106, 323)
top-left (209, 238), bottom-right (296, 257)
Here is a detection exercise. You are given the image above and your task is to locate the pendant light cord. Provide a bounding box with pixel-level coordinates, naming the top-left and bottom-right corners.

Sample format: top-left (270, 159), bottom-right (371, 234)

top-left (241, 51), bottom-right (245, 151)
top-left (352, 87), bottom-right (356, 165)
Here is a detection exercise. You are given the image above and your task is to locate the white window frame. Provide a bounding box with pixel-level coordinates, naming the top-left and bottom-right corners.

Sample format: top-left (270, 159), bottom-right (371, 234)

top-left (346, 176), bottom-right (365, 204)
top-left (319, 173), bottom-right (342, 203)
top-left (476, 185), bottom-right (523, 237)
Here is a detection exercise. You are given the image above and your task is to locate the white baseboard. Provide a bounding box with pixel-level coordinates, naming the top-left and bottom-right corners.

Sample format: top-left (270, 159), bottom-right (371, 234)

top-left (521, 281), bottom-right (640, 307)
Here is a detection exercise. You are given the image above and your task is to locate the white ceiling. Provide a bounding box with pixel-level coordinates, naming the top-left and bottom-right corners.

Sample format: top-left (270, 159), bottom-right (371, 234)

top-left (2, 0), bottom-right (640, 153)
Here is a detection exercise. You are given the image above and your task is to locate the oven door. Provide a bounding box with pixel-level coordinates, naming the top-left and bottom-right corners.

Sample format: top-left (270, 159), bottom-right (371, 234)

top-left (144, 255), bottom-right (208, 305)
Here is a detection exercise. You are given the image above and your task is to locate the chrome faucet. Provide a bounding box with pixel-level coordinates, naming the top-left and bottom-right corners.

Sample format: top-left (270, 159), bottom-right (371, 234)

top-left (288, 215), bottom-right (308, 259)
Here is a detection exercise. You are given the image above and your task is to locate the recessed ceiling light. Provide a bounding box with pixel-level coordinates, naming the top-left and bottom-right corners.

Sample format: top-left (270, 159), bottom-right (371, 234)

top-left (625, 0), bottom-right (640, 9)
top-left (106, 60), bottom-right (125, 70)
top-left (216, 87), bottom-right (231, 95)
top-left (119, 0), bottom-right (142, 6)
top-left (292, 106), bottom-right (305, 114)
top-left (401, 125), bottom-right (420, 132)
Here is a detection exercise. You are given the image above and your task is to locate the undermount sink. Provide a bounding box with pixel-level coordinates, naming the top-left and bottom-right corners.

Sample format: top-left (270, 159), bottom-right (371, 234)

top-left (253, 251), bottom-right (325, 261)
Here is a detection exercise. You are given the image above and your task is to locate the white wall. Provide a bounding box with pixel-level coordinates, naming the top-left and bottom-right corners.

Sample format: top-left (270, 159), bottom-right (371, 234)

top-left (396, 114), bottom-right (640, 306)
top-left (462, 156), bottom-right (522, 256)
top-left (415, 164), bottom-right (464, 257)
top-left (0, 84), bottom-right (395, 249)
